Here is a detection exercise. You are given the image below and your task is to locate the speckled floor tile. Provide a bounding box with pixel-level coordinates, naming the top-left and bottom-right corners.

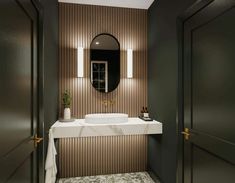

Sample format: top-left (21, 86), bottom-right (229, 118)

top-left (58, 172), bottom-right (160, 183)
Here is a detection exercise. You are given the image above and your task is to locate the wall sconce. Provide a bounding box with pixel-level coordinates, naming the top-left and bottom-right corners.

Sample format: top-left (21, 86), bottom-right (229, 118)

top-left (77, 47), bottom-right (84, 77)
top-left (127, 49), bottom-right (133, 78)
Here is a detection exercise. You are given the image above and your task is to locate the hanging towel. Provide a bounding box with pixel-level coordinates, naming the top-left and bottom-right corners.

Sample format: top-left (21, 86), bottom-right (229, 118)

top-left (45, 129), bottom-right (57, 183)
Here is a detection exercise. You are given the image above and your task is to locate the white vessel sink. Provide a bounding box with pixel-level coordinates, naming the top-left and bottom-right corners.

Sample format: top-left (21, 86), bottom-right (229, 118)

top-left (85, 113), bottom-right (128, 124)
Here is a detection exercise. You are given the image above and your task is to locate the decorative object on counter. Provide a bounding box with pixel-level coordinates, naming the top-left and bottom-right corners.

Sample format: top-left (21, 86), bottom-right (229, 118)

top-left (139, 107), bottom-right (152, 121)
top-left (140, 106), bottom-right (149, 117)
top-left (59, 118), bottom-right (75, 123)
top-left (138, 116), bottom-right (153, 121)
top-left (143, 107), bottom-right (149, 117)
top-left (62, 90), bottom-right (72, 120)
top-left (140, 107), bottom-right (144, 117)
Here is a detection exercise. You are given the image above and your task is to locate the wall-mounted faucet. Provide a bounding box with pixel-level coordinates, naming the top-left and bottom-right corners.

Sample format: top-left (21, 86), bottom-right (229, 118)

top-left (102, 99), bottom-right (115, 107)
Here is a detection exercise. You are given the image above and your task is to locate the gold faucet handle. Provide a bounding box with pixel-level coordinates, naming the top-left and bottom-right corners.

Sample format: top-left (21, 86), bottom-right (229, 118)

top-left (109, 100), bottom-right (115, 105)
top-left (102, 100), bottom-right (108, 106)
top-left (102, 99), bottom-right (115, 106)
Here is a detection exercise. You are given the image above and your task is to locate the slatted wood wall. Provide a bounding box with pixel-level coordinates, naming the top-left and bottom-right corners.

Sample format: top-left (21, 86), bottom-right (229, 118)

top-left (58, 135), bottom-right (148, 178)
top-left (59, 3), bottom-right (147, 118)
top-left (58, 3), bottom-right (148, 177)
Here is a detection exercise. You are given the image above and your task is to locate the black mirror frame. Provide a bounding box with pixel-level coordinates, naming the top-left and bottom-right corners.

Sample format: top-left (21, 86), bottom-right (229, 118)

top-left (90, 33), bottom-right (120, 93)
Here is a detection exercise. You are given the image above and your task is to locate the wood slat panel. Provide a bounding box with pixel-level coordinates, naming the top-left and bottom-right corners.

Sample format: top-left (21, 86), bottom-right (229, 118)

top-left (58, 135), bottom-right (148, 178)
top-left (59, 3), bottom-right (147, 118)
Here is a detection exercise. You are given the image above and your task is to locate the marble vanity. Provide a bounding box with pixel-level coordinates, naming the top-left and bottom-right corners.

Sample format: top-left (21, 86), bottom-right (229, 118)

top-left (47, 115), bottom-right (162, 179)
top-left (51, 117), bottom-right (162, 138)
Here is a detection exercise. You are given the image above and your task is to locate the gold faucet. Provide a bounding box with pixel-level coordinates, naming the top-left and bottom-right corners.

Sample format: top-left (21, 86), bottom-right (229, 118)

top-left (102, 99), bottom-right (115, 107)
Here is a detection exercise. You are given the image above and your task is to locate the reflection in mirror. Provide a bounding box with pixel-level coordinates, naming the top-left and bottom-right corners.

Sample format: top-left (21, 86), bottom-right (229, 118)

top-left (90, 34), bottom-right (120, 93)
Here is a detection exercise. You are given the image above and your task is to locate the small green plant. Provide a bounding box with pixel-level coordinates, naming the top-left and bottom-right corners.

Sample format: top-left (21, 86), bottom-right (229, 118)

top-left (62, 90), bottom-right (72, 108)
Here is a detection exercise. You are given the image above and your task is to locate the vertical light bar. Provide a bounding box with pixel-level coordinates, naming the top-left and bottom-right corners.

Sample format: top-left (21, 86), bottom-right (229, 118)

top-left (77, 47), bottom-right (84, 77)
top-left (127, 49), bottom-right (133, 78)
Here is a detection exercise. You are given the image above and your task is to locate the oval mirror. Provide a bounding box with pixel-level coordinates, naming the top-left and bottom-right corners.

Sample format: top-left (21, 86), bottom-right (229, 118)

top-left (90, 33), bottom-right (120, 93)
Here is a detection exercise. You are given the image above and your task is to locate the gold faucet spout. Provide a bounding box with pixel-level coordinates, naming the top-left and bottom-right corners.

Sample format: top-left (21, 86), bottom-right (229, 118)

top-left (102, 99), bottom-right (115, 107)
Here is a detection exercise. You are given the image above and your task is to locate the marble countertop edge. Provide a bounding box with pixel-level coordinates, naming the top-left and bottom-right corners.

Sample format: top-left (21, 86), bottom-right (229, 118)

top-left (51, 117), bottom-right (162, 138)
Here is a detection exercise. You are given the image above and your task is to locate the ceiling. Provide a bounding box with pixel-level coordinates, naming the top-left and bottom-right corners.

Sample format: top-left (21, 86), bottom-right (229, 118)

top-left (58, 0), bottom-right (154, 9)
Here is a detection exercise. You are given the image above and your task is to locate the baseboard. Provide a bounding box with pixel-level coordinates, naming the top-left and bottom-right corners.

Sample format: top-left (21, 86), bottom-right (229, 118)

top-left (148, 170), bottom-right (162, 183)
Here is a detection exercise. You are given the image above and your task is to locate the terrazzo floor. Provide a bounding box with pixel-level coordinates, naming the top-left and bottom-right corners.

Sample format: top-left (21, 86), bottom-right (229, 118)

top-left (58, 172), bottom-right (160, 183)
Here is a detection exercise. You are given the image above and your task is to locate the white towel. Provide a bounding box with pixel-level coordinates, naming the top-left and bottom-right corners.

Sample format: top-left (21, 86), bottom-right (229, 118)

top-left (45, 129), bottom-right (57, 183)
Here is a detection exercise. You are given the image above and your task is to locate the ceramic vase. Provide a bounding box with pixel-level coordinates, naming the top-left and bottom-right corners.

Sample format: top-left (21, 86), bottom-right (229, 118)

top-left (64, 108), bottom-right (71, 119)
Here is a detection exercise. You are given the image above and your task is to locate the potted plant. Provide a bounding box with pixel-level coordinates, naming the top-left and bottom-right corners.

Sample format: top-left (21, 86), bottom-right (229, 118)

top-left (62, 90), bottom-right (72, 119)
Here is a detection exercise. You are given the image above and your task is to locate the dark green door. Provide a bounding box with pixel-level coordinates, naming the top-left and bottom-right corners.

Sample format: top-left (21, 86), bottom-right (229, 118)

top-left (183, 0), bottom-right (235, 182)
top-left (0, 0), bottom-right (41, 182)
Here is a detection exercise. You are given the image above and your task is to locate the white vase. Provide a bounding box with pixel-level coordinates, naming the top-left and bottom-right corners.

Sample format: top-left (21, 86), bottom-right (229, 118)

top-left (64, 108), bottom-right (71, 120)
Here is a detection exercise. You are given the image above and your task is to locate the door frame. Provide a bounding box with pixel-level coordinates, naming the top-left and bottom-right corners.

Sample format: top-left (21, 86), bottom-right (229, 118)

top-left (176, 0), bottom-right (214, 182)
top-left (31, 0), bottom-right (44, 182)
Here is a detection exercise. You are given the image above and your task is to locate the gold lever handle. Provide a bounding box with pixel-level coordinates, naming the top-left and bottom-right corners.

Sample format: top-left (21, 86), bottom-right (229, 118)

top-left (32, 134), bottom-right (43, 147)
top-left (102, 99), bottom-right (115, 107)
top-left (181, 128), bottom-right (190, 140)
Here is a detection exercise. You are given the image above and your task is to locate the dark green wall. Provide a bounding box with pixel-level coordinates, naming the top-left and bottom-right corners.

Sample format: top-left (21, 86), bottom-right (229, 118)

top-left (147, 0), bottom-right (196, 182)
top-left (39, 0), bottom-right (58, 181)
top-left (41, 0), bottom-right (58, 132)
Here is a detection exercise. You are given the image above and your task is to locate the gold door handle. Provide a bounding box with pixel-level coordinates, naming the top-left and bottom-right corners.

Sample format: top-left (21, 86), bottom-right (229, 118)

top-left (181, 128), bottom-right (190, 140)
top-left (31, 134), bottom-right (43, 147)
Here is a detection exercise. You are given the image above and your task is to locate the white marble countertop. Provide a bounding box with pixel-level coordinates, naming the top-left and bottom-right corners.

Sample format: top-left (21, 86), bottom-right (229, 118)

top-left (51, 118), bottom-right (162, 138)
